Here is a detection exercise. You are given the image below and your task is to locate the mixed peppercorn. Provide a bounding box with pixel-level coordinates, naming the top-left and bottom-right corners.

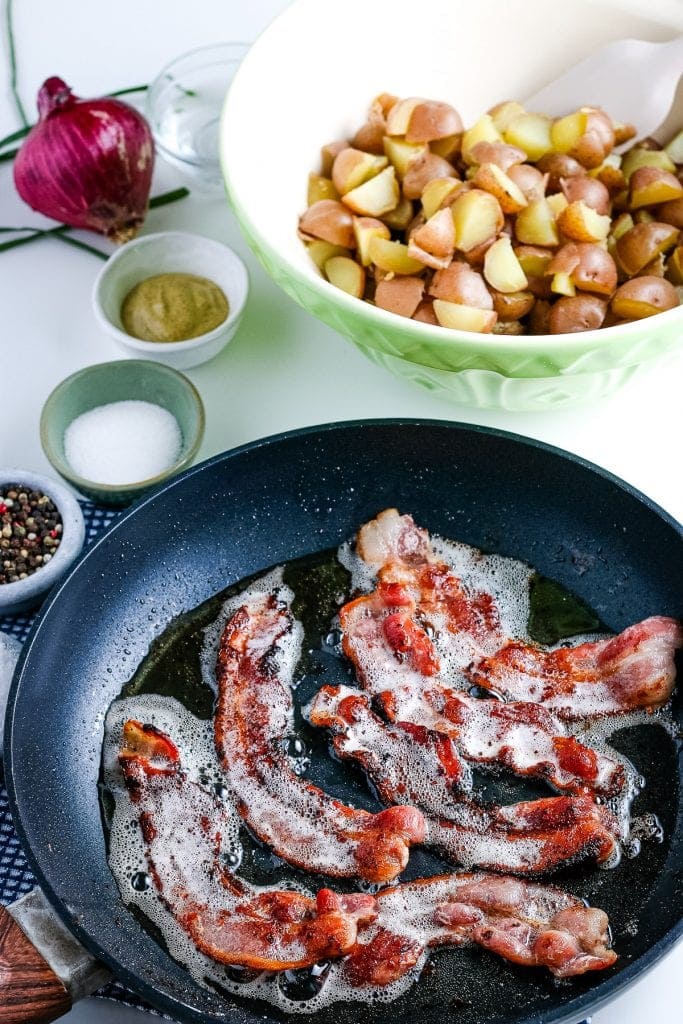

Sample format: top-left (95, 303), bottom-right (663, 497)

top-left (0, 486), bottom-right (63, 585)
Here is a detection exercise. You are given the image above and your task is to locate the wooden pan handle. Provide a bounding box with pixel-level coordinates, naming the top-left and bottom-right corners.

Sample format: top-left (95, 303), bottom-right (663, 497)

top-left (0, 905), bottom-right (71, 1023)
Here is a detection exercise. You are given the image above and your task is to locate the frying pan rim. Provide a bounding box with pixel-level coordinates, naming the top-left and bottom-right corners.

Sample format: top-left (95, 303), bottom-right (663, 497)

top-left (4, 417), bottom-right (683, 1024)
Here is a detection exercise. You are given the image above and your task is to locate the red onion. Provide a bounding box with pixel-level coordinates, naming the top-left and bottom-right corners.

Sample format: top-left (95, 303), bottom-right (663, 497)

top-left (13, 77), bottom-right (154, 243)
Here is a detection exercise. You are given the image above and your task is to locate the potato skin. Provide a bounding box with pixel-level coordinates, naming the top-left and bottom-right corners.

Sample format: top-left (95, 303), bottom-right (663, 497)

top-left (547, 242), bottom-right (617, 296)
top-left (611, 276), bottom-right (679, 319)
top-left (615, 221), bottom-right (680, 276)
top-left (548, 294), bottom-right (607, 333)
top-left (429, 263), bottom-right (493, 308)
top-left (560, 176), bottom-right (610, 215)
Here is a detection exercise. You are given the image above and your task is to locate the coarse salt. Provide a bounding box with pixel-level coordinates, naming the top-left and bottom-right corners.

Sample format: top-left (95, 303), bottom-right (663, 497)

top-left (64, 400), bottom-right (182, 485)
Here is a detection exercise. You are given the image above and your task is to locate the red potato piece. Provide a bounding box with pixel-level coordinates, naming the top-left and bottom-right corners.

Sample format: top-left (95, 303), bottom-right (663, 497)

top-left (405, 101), bottom-right (463, 143)
top-left (536, 153), bottom-right (586, 192)
top-left (655, 197), bottom-right (683, 229)
top-left (413, 299), bottom-right (439, 324)
top-left (469, 141), bottom-right (526, 171)
top-left (547, 242), bottom-right (617, 296)
top-left (429, 262), bottom-right (493, 308)
top-left (615, 221), bottom-right (680, 276)
top-left (508, 164), bottom-right (547, 202)
top-left (403, 153), bottom-right (458, 201)
top-left (628, 167), bottom-right (683, 209)
top-left (409, 207), bottom-right (456, 268)
top-left (375, 277), bottom-right (425, 318)
top-left (611, 276), bottom-right (680, 319)
top-left (560, 176), bottom-right (611, 215)
top-left (548, 294), bottom-right (607, 334)
top-left (299, 200), bottom-right (355, 248)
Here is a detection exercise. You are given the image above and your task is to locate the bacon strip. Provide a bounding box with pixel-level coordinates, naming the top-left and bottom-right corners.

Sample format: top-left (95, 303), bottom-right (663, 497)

top-left (119, 720), bottom-right (617, 984)
top-left (309, 685), bottom-right (618, 874)
top-left (469, 616), bottom-right (683, 720)
top-left (214, 578), bottom-right (425, 883)
top-left (357, 508), bottom-right (681, 721)
top-left (340, 585), bottom-right (624, 795)
top-left (349, 874), bottom-right (617, 985)
top-left (119, 720), bottom-right (378, 970)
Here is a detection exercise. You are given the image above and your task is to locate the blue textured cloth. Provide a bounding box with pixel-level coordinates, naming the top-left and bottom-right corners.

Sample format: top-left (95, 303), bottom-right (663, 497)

top-left (0, 501), bottom-right (163, 1016)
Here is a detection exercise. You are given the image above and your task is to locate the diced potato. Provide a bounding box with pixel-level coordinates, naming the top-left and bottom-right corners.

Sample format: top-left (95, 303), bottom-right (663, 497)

top-left (429, 262), bottom-right (493, 308)
top-left (507, 163), bottom-right (547, 202)
top-left (655, 197), bottom-right (683, 229)
top-left (412, 299), bottom-right (439, 324)
top-left (307, 240), bottom-right (351, 271)
top-left (421, 177), bottom-right (462, 219)
top-left (469, 142), bottom-right (526, 171)
top-left (515, 244), bottom-right (553, 279)
top-left (321, 140), bottom-right (348, 177)
top-left (483, 236), bottom-right (528, 292)
top-left (473, 163), bottom-right (528, 214)
top-left (308, 174), bottom-right (339, 205)
top-left (551, 108), bottom-right (614, 169)
top-left (548, 294), bottom-right (607, 333)
top-left (488, 100), bottom-right (526, 133)
top-left (514, 198), bottom-right (559, 246)
top-left (551, 271), bottom-right (576, 296)
top-left (342, 166), bottom-right (399, 216)
top-left (404, 100), bottom-right (463, 143)
top-left (557, 201), bottom-right (611, 243)
top-left (451, 189), bottom-right (504, 252)
top-left (383, 194), bottom-right (415, 230)
top-left (383, 136), bottom-right (428, 179)
top-left (666, 246), bottom-right (683, 285)
top-left (504, 113), bottom-right (553, 161)
top-left (433, 298), bottom-right (497, 332)
top-left (664, 129), bottom-right (683, 165)
top-left (491, 289), bottom-right (535, 320)
top-left (325, 256), bottom-right (365, 298)
top-left (403, 153), bottom-right (457, 201)
top-left (374, 276), bottom-right (425, 317)
top-left (430, 134), bottom-right (462, 161)
top-left (332, 148), bottom-right (388, 195)
top-left (461, 115), bottom-right (502, 164)
top-left (621, 147), bottom-right (676, 181)
top-left (615, 221), bottom-right (679, 276)
top-left (353, 217), bottom-right (391, 266)
top-left (409, 207), bottom-right (456, 268)
top-left (611, 276), bottom-right (679, 319)
top-left (299, 200), bottom-right (355, 248)
top-left (628, 167), bottom-right (683, 209)
top-left (368, 236), bottom-right (425, 274)
top-left (546, 192), bottom-right (569, 218)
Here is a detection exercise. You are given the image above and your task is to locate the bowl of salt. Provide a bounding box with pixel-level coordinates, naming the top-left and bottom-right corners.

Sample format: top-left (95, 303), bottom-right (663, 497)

top-left (40, 360), bottom-right (205, 506)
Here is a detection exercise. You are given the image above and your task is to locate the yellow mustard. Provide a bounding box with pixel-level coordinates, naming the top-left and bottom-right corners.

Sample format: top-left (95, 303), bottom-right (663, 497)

top-left (121, 272), bottom-right (229, 343)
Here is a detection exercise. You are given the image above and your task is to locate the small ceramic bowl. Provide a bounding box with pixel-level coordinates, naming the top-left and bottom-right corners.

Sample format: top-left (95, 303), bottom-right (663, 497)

top-left (92, 231), bottom-right (249, 370)
top-left (0, 470), bottom-right (86, 615)
top-left (40, 359), bottom-right (205, 507)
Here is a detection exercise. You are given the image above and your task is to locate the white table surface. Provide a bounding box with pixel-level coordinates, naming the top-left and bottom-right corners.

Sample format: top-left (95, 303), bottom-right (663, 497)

top-left (0, 1), bottom-right (681, 1021)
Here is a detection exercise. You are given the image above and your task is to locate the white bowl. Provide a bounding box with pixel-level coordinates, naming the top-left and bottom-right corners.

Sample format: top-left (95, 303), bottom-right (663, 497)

top-left (92, 231), bottom-right (249, 370)
top-left (0, 471), bottom-right (85, 615)
top-left (221, 0), bottom-right (683, 411)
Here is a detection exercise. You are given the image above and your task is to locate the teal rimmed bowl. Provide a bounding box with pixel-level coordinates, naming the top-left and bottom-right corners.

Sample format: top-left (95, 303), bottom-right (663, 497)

top-left (221, 0), bottom-right (683, 412)
top-left (40, 360), bottom-right (205, 506)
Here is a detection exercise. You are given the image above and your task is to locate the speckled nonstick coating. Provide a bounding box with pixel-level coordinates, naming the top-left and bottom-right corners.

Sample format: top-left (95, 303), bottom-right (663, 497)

top-left (5, 420), bottom-right (682, 1024)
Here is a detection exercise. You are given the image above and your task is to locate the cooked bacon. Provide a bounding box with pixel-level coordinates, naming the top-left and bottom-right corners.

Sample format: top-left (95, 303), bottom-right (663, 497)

top-left (309, 685), bottom-right (618, 874)
top-left (120, 721), bottom-right (616, 984)
top-left (347, 874), bottom-right (617, 985)
top-left (357, 508), bottom-right (503, 659)
top-left (469, 616), bottom-right (683, 720)
top-left (119, 720), bottom-right (378, 971)
top-left (340, 586), bottom-right (624, 795)
top-left (214, 580), bottom-right (425, 883)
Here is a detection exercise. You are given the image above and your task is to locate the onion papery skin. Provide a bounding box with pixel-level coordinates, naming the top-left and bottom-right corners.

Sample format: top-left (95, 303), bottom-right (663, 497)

top-left (14, 77), bottom-right (154, 244)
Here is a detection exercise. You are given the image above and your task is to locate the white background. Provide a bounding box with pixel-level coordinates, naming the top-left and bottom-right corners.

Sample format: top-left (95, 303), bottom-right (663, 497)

top-left (0, 1), bottom-right (681, 1022)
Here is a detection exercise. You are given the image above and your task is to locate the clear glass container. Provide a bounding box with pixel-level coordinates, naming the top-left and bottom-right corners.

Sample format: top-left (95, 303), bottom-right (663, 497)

top-left (147, 42), bottom-right (249, 189)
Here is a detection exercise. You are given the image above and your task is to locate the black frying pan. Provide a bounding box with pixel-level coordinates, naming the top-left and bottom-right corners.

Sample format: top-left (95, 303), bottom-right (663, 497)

top-left (4, 420), bottom-right (683, 1024)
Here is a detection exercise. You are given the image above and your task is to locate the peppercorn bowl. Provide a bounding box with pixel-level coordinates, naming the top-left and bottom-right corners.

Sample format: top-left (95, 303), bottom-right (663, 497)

top-left (0, 470), bottom-right (85, 615)
top-left (40, 360), bottom-right (206, 507)
top-left (220, 0), bottom-right (683, 411)
top-left (92, 231), bottom-right (249, 370)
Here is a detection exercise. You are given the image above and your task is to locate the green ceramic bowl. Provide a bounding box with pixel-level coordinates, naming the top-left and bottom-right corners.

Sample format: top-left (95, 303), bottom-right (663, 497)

top-left (40, 360), bottom-right (205, 506)
top-left (221, 0), bottom-right (683, 411)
